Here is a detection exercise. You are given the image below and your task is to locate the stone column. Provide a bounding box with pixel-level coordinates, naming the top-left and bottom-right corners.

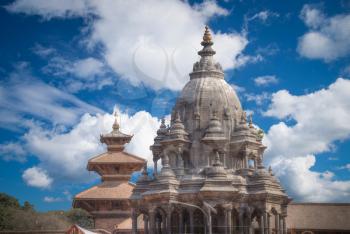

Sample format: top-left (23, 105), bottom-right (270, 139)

top-left (238, 211), bottom-right (244, 234)
top-left (166, 211), bottom-right (172, 234)
top-left (132, 209), bottom-right (138, 234)
top-left (279, 216), bottom-right (283, 234)
top-left (153, 158), bottom-right (158, 176)
top-left (247, 212), bottom-right (253, 234)
top-left (179, 210), bottom-right (184, 234)
top-left (260, 214), bottom-right (264, 234)
top-left (283, 217), bottom-right (287, 234)
top-left (275, 214), bottom-right (280, 234)
top-left (143, 216), bottom-right (149, 234)
top-left (161, 212), bottom-right (167, 234)
top-left (223, 205), bottom-right (232, 234)
top-left (189, 208), bottom-right (195, 234)
top-left (267, 213), bottom-right (271, 234)
top-left (149, 210), bottom-right (156, 234)
top-left (207, 209), bottom-right (213, 234)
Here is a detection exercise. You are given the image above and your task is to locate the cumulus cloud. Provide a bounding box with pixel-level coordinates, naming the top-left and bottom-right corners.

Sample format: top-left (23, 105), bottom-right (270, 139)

top-left (254, 75), bottom-right (278, 86)
top-left (6, 0), bottom-right (253, 91)
top-left (20, 110), bottom-right (159, 184)
top-left (263, 78), bottom-right (350, 202)
top-left (22, 167), bottom-right (53, 188)
top-left (298, 4), bottom-right (350, 61)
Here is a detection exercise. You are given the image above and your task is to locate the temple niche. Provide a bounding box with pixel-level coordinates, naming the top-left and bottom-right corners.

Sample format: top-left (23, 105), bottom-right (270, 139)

top-left (130, 26), bottom-right (290, 234)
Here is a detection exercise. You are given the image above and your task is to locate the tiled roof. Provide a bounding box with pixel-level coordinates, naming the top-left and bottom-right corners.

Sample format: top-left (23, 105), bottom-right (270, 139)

top-left (88, 151), bottom-right (145, 165)
top-left (74, 181), bottom-right (135, 200)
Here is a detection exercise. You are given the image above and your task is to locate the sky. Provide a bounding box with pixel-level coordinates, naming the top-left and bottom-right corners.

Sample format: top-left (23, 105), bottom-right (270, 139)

top-left (0, 0), bottom-right (350, 211)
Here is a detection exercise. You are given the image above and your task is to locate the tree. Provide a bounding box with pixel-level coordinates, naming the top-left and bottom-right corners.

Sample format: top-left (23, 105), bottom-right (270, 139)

top-left (65, 208), bottom-right (94, 229)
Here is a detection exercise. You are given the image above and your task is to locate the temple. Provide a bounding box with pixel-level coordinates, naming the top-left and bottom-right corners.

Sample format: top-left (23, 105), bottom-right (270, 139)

top-left (73, 112), bottom-right (145, 232)
top-left (130, 26), bottom-right (289, 234)
top-left (73, 27), bottom-right (350, 234)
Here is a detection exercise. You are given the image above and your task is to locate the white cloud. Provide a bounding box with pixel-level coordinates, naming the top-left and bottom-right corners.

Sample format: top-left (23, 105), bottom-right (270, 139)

top-left (231, 84), bottom-right (245, 94)
top-left (43, 196), bottom-right (62, 203)
top-left (32, 44), bottom-right (56, 58)
top-left (248, 10), bottom-right (279, 23)
top-left (254, 75), bottom-right (278, 86)
top-left (21, 110), bottom-right (159, 184)
top-left (244, 92), bottom-right (271, 105)
top-left (263, 78), bottom-right (350, 202)
top-left (6, 0), bottom-right (253, 91)
top-left (270, 155), bottom-right (350, 202)
top-left (298, 4), bottom-right (350, 61)
top-left (5, 0), bottom-right (93, 20)
top-left (338, 163), bottom-right (350, 171)
top-left (43, 56), bottom-right (113, 92)
top-left (0, 63), bottom-right (101, 129)
top-left (0, 142), bottom-right (27, 162)
top-left (22, 166), bottom-right (53, 188)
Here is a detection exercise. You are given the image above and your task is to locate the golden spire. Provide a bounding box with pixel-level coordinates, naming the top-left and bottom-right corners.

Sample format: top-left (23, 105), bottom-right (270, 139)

top-left (202, 25), bottom-right (212, 43)
top-left (112, 110), bottom-right (120, 131)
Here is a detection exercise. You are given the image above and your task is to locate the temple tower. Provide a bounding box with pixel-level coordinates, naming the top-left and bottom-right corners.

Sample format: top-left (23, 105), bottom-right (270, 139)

top-left (131, 26), bottom-right (290, 234)
top-left (74, 112), bottom-right (145, 232)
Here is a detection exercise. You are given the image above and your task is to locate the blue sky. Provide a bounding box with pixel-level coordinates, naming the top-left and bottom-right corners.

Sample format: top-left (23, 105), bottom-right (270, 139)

top-left (0, 0), bottom-right (350, 211)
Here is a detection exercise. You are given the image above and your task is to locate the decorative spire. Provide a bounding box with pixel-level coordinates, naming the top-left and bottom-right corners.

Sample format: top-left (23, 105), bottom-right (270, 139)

top-left (198, 26), bottom-right (216, 57)
top-left (112, 111), bottom-right (120, 132)
top-left (268, 166), bottom-right (273, 175)
top-left (248, 114), bottom-right (253, 128)
top-left (202, 25), bottom-right (213, 45)
top-left (100, 110), bottom-right (132, 151)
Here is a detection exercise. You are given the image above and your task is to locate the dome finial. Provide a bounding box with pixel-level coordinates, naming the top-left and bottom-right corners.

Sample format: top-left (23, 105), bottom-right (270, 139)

top-left (202, 25), bottom-right (212, 44)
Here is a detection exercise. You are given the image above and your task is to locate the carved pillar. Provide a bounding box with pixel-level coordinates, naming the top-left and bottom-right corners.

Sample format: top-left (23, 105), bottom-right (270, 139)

top-left (132, 209), bottom-right (138, 234)
top-left (161, 212), bottom-right (166, 234)
top-left (208, 211), bottom-right (212, 234)
top-left (283, 216), bottom-right (287, 234)
top-left (144, 215), bottom-right (149, 234)
top-left (279, 216), bottom-right (283, 234)
top-left (189, 208), bottom-right (195, 234)
top-left (166, 210), bottom-right (172, 234)
top-left (263, 212), bottom-right (269, 234)
top-left (149, 210), bottom-right (156, 234)
top-left (275, 214), bottom-right (280, 234)
top-left (260, 214), bottom-right (264, 234)
top-left (223, 204), bottom-right (232, 234)
top-left (238, 210), bottom-right (244, 234)
top-left (179, 210), bottom-right (184, 234)
top-left (153, 158), bottom-right (158, 176)
top-left (247, 211), bottom-right (253, 234)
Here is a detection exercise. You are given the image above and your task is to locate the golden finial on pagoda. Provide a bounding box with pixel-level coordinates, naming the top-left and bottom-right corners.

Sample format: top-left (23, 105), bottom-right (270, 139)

top-left (202, 25), bottom-right (212, 43)
top-left (112, 110), bottom-right (120, 131)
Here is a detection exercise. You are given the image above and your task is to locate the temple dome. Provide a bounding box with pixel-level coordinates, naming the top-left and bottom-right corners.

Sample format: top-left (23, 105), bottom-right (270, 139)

top-left (171, 27), bottom-right (243, 140)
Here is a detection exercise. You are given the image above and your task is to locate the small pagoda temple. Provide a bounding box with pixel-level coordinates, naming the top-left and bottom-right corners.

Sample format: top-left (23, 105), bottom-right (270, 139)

top-left (73, 113), bottom-right (146, 232)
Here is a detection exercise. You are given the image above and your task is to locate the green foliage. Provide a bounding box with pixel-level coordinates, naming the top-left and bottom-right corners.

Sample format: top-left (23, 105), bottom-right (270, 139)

top-left (0, 193), bottom-right (93, 231)
top-left (65, 208), bottom-right (94, 229)
top-left (0, 193), bottom-right (20, 209)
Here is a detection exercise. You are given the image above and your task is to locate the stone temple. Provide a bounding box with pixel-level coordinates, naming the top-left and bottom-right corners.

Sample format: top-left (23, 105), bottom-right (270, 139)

top-left (130, 26), bottom-right (289, 234)
top-left (74, 27), bottom-right (350, 233)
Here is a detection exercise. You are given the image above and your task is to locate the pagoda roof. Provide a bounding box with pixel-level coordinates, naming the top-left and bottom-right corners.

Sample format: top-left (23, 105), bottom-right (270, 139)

top-left (74, 181), bottom-right (135, 200)
top-left (88, 151), bottom-right (145, 166)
